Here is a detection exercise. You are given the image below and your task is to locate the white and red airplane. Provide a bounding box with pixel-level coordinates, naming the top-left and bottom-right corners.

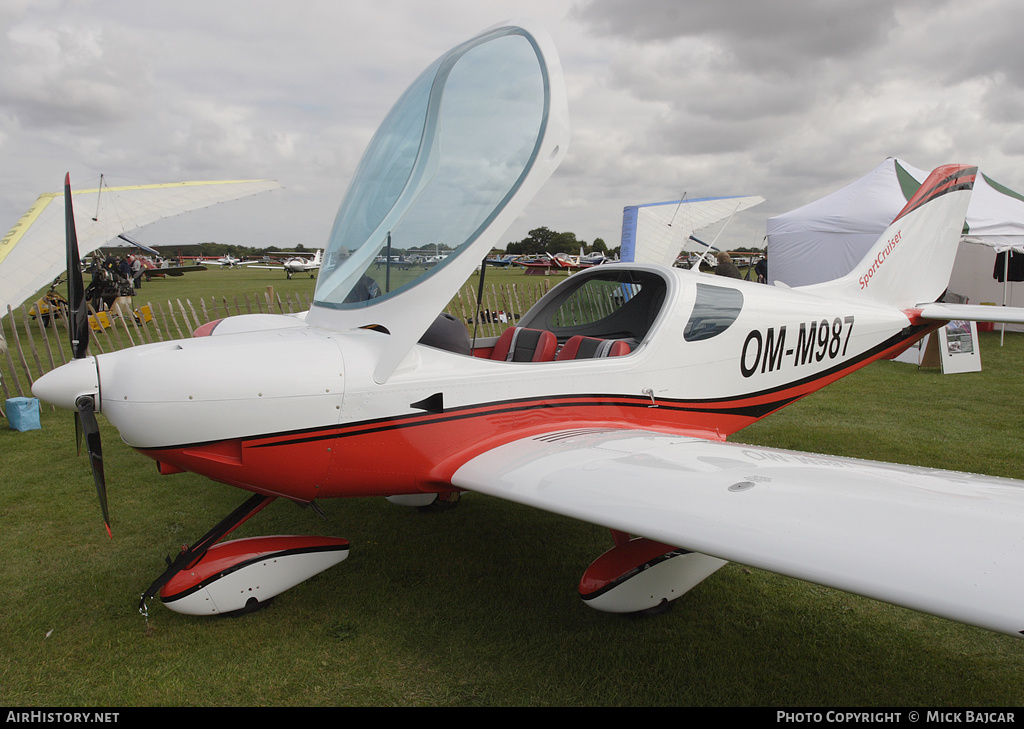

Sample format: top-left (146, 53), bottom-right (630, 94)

top-left (32, 22), bottom-right (1024, 638)
top-left (204, 254), bottom-right (244, 269)
top-left (246, 249), bottom-right (322, 279)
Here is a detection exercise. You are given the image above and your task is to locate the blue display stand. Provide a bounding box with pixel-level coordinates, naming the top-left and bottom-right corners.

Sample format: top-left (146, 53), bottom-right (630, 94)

top-left (7, 397), bottom-right (41, 431)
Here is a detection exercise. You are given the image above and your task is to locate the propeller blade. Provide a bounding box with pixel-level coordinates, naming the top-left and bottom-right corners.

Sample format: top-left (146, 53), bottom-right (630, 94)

top-left (64, 174), bottom-right (90, 360)
top-left (63, 177), bottom-right (107, 537)
top-left (75, 395), bottom-right (111, 539)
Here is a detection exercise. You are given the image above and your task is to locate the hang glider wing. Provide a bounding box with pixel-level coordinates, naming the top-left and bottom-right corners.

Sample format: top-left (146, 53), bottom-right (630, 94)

top-left (620, 195), bottom-right (765, 267)
top-left (0, 178), bottom-right (281, 312)
top-left (451, 428), bottom-right (1024, 639)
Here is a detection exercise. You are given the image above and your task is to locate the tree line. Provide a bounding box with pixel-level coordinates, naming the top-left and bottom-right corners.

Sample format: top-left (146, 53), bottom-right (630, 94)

top-left (504, 227), bottom-right (611, 256)
top-left (100, 227), bottom-right (761, 261)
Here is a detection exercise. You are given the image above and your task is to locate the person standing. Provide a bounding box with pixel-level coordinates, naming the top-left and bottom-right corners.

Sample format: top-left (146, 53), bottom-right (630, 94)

top-left (131, 256), bottom-right (143, 289)
top-left (715, 251), bottom-right (743, 279)
top-left (755, 253), bottom-right (768, 283)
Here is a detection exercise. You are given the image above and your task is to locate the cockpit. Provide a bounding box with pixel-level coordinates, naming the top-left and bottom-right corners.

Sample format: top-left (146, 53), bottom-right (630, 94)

top-left (418, 267), bottom-right (745, 364)
top-left (414, 265), bottom-right (672, 363)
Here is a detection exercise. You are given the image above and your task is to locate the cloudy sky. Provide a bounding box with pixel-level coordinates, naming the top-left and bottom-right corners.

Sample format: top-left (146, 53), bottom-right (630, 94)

top-left (3, 0), bottom-right (1024, 253)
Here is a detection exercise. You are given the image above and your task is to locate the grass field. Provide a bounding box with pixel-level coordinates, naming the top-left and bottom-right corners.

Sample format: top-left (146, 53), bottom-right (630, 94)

top-left (2, 265), bottom-right (1023, 707)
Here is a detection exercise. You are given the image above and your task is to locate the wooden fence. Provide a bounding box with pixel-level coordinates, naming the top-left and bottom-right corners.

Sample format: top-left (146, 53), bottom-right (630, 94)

top-left (1, 279), bottom-right (554, 416)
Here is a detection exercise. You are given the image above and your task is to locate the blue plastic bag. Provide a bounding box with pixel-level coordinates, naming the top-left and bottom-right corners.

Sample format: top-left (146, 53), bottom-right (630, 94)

top-left (7, 397), bottom-right (41, 431)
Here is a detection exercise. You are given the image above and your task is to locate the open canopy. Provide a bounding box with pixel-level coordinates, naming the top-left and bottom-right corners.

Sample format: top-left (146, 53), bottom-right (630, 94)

top-left (305, 21), bottom-right (570, 383)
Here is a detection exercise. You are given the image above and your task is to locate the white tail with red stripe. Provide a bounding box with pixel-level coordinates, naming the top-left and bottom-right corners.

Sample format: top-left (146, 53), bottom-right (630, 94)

top-left (799, 164), bottom-right (976, 309)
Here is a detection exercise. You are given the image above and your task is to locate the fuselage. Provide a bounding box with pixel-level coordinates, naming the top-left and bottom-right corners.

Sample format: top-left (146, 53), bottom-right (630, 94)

top-left (38, 264), bottom-right (932, 504)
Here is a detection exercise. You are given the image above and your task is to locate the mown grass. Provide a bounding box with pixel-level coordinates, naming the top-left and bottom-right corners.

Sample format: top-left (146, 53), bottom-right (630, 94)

top-left (1, 266), bottom-right (1023, 706)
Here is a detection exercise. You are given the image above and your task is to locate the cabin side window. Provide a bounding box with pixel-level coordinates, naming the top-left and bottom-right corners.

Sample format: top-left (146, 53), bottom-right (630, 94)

top-left (683, 283), bottom-right (743, 342)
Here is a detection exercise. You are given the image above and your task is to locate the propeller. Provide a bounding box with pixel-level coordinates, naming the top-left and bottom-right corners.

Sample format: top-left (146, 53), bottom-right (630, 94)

top-left (64, 173), bottom-right (90, 359)
top-left (64, 174), bottom-right (110, 538)
top-left (76, 394), bottom-right (110, 538)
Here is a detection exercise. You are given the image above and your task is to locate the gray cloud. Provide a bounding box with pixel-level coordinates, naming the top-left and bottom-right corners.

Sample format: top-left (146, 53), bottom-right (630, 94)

top-left (573, 0), bottom-right (907, 75)
top-left (1, 0), bottom-right (1023, 255)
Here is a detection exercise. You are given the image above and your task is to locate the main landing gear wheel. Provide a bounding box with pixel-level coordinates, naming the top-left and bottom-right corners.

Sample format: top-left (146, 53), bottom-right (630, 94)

top-left (628, 597), bottom-right (675, 618)
top-left (233, 596), bottom-right (274, 616)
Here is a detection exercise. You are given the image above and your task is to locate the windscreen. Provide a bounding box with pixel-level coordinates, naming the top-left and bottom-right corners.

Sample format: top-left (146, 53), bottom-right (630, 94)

top-left (314, 28), bottom-right (549, 310)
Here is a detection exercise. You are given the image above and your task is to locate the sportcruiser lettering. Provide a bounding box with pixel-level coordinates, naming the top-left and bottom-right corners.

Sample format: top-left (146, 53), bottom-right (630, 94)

top-left (859, 231), bottom-right (901, 289)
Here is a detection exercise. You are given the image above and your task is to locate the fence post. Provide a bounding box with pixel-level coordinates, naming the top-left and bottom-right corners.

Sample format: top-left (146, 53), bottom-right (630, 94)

top-left (167, 301), bottom-right (185, 339)
top-left (146, 302), bottom-right (165, 342)
top-left (175, 300), bottom-right (194, 336)
top-left (2, 311), bottom-right (25, 397)
top-left (33, 306), bottom-right (57, 372)
top-left (5, 305), bottom-right (31, 393)
top-left (19, 306), bottom-right (44, 378)
top-left (186, 299), bottom-right (201, 330)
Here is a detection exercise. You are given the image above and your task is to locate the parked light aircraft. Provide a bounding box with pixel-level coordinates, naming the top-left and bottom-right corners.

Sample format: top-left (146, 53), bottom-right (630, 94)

top-left (247, 249), bottom-right (322, 278)
top-left (486, 254), bottom-right (519, 268)
top-left (519, 251), bottom-right (592, 274)
top-left (205, 254), bottom-right (244, 268)
top-left (115, 234), bottom-right (208, 278)
top-left (32, 22), bottom-right (1024, 638)
top-left (138, 259), bottom-right (208, 279)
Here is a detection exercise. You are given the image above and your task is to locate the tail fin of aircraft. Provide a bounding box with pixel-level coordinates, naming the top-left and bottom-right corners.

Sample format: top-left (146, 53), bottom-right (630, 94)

top-left (799, 164), bottom-right (976, 309)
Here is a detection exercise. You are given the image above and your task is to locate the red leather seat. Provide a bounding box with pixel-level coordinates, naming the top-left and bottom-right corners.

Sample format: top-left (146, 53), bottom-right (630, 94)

top-left (555, 335), bottom-right (631, 361)
top-left (490, 327), bottom-right (558, 362)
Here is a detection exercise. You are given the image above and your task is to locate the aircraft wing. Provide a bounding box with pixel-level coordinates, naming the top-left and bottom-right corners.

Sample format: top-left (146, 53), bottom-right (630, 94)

top-left (450, 428), bottom-right (1024, 638)
top-left (144, 265), bottom-right (207, 277)
top-left (620, 195), bottom-right (766, 267)
top-left (0, 178), bottom-right (280, 313)
top-left (916, 303), bottom-right (1024, 325)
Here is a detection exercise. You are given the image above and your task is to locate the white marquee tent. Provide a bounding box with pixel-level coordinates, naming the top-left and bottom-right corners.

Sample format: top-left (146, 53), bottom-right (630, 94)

top-left (765, 158), bottom-right (1024, 330)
